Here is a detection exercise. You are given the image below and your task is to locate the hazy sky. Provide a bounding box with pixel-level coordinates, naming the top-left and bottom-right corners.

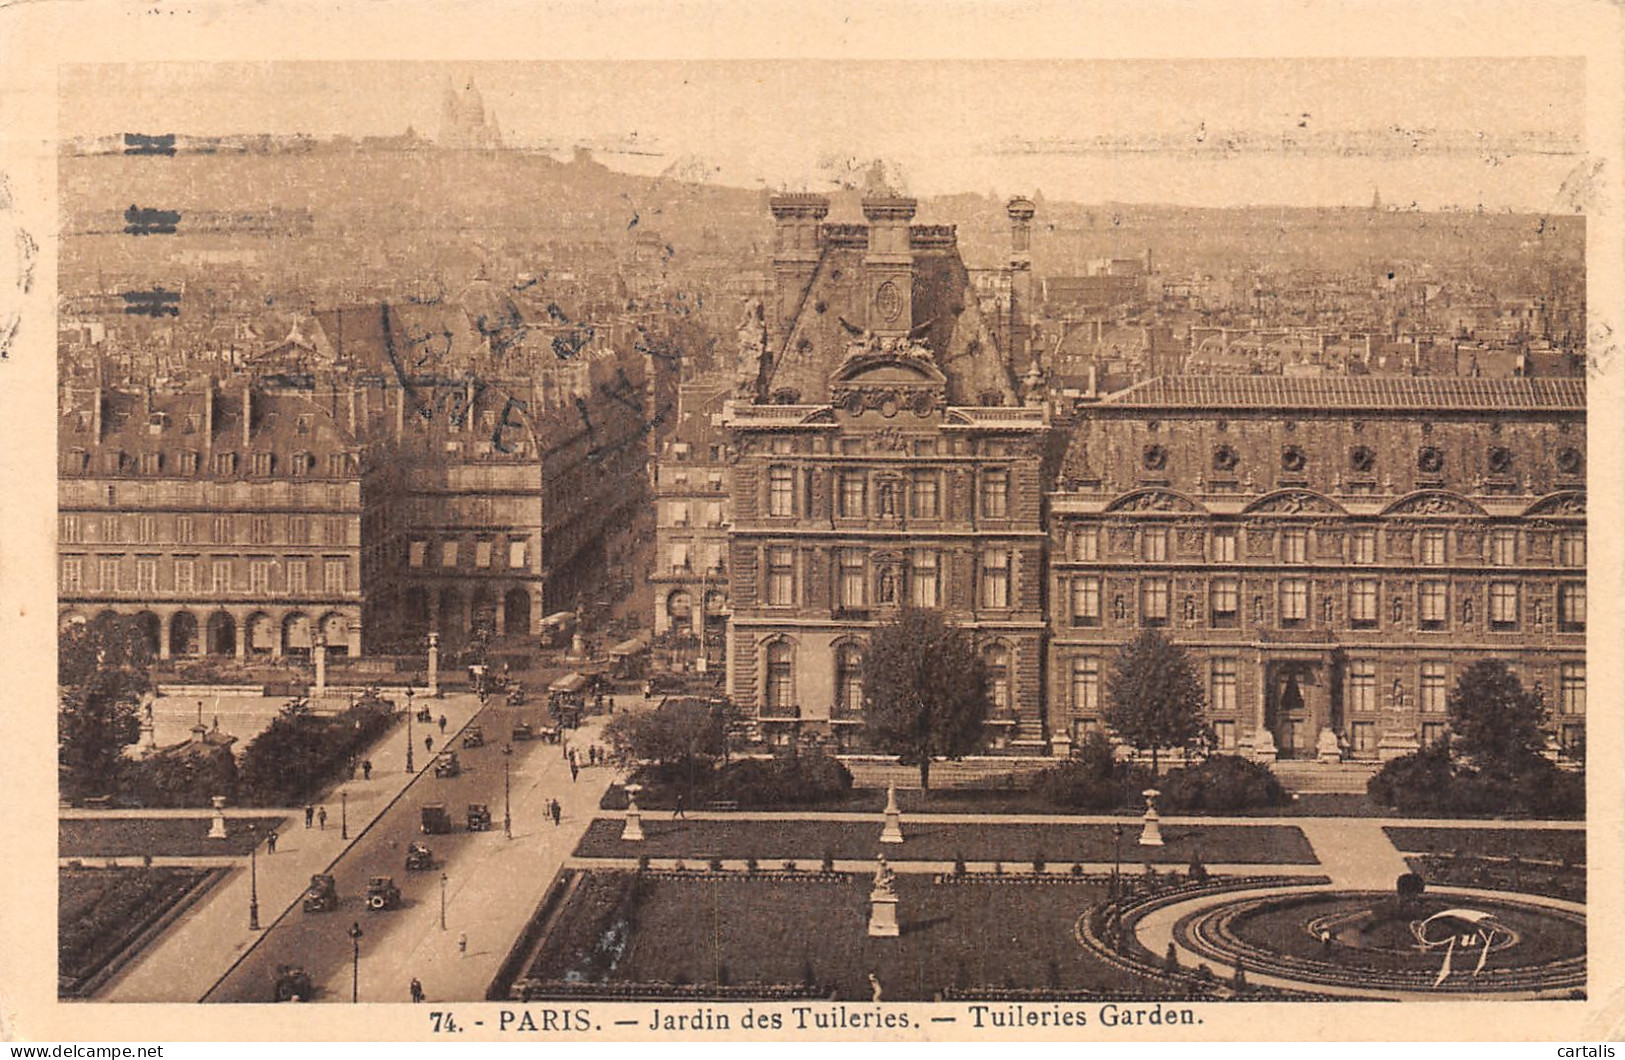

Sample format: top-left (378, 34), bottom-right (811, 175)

top-left (61, 59), bottom-right (1588, 210)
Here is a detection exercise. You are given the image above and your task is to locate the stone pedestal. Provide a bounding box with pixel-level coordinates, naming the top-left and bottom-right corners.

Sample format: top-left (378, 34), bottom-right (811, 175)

top-left (567, 632), bottom-right (586, 660)
top-left (1139, 787), bottom-right (1164, 847)
top-left (1377, 727), bottom-right (1421, 762)
top-left (314, 635), bottom-right (328, 693)
top-left (1250, 728), bottom-right (1279, 764)
top-left (1049, 732), bottom-right (1073, 760)
top-left (426, 633), bottom-right (441, 697)
top-left (1316, 727), bottom-right (1343, 764)
top-left (207, 795), bottom-right (229, 840)
top-left (867, 891), bottom-right (900, 937)
top-left (879, 783), bottom-right (904, 845)
top-left (622, 789), bottom-right (645, 842)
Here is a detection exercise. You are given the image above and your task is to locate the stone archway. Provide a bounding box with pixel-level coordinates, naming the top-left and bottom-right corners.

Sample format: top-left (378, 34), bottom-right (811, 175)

top-left (245, 612), bottom-right (276, 655)
top-left (169, 611), bottom-right (199, 657)
top-left (207, 611), bottom-right (236, 656)
top-left (133, 611), bottom-right (162, 658)
top-left (503, 587), bottom-right (531, 636)
top-left (471, 587), bottom-right (497, 639)
top-left (319, 612), bottom-right (351, 658)
top-left (282, 612), bottom-right (313, 658)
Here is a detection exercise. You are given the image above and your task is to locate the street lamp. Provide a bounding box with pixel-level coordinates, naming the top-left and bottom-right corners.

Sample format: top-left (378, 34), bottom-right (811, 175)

top-left (1111, 822), bottom-right (1124, 898)
top-left (439, 872), bottom-right (448, 931)
top-left (340, 789), bottom-right (349, 840)
top-left (503, 743), bottom-right (514, 839)
top-left (248, 824), bottom-right (261, 931)
top-left (405, 686), bottom-right (416, 773)
top-left (347, 921), bottom-right (364, 1003)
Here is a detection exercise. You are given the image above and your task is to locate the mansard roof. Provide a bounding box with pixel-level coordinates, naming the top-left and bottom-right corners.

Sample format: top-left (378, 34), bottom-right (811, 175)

top-left (1102, 375), bottom-right (1586, 411)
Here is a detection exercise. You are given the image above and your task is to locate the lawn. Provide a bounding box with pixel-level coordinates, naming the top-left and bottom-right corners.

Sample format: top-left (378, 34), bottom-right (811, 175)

top-left (1406, 855), bottom-right (1585, 903)
top-left (59, 865), bottom-right (225, 996)
top-left (574, 818), bottom-right (1316, 866)
top-left (60, 816), bottom-right (289, 859)
top-left (519, 869), bottom-right (1165, 1001)
top-left (1383, 827), bottom-right (1585, 865)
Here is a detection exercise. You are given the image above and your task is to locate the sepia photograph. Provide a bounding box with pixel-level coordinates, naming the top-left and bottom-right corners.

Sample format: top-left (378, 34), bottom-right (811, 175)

top-left (2, 0), bottom-right (1623, 1045)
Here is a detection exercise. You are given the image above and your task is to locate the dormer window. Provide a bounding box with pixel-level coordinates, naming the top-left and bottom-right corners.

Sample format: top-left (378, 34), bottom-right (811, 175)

top-left (213, 452), bottom-right (239, 476)
top-left (138, 452), bottom-right (163, 475)
top-left (147, 413), bottom-right (168, 434)
top-left (183, 415), bottom-right (200, 434)
top-left (289, 451), bottom-right (312, 477)
top-left (251, 452), bottom-right (274, 477)
top-left (328, 453), bottom-right (350, 477)
top-left (177, 450), bottom-right (200, 474)
top-left (295, 415), bottom-right (313, 436)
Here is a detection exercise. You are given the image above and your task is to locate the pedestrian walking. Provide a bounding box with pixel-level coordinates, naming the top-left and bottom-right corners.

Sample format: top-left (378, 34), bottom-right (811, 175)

top-left (409, 978), bottom-right (424, 1003)
top-left (266, 830), bottom-right (278, 854)
top-left (317, 805), bottom-right (328, 831)
top-left (425, 734), bottom-right (434, 754)
top-left (362, 759), bottom-right (373, 780)
top-left (457, 932), bottom-right (468, 958)
top-left (550, 800), bottom-right (561, 827)
top-left (438, 714), bottom-right (447, 735)
top-left (570, 761), bottom-right (579, 783)
top-left (673, 793), bottom-right (686, 820)
top-left (304, 805), bottom-right (315, 829)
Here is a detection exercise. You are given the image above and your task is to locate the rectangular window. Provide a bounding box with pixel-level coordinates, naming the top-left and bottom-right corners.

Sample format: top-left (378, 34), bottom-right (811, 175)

top-left (1281, 528), bottom-right (1308, 564)
top-left (174, 558), bottom-right (194, 594)
top-left (62, 516), bottom-right (81, 544)
top-left (212, 560), bottom-right (231, 592)
top-left (1141, 577), bottom-right (1169, 626)
top-left (981, 469), bottom-right (1010, 519)
top-left (1350, 579), bottom-right (1379, 628)
top-left (213, 516), bottom-right (231, 544)
top-left (1419, 580), bottom-right (1448, 629)
top-left (670, 502), bottom-right (690, 527)
top-left (325, 518), bottom-right (345, 546)
top-left (1490, 583), bottom-right (1519, 630)
top-left (1279, 578), bottom-right (1308, 626)
top-left (1422, 722), bottom-right (1447, 748)
top-left (324, 559), bottom-right (345, 594)
top-left (1558, 583), bottom-right (1586, 632)
top-left (910, 550), bottom-right (939, 608)
top-left (1351, 721), bottom-right (1376, 755)
top-left (249, 560), bottom-right (270, 594)
top-left (1210, 658), bottom-right (1238, 714)
top-left (508, 540), bottom-right (527, 569)
top-left (1071, 576), bottom-right (1101, 627)
top-left (1213, 720), bottom-right (1237, 751)
top-left (1351, 529), bottom-right (1377, 565)
top-left (1072, 527), bottom-right (1099, 562)
top-left (669, 542), bottom-right (690, 574)
top-left (103, 516), bottom-right (120, 543)
top-left (1209, 577), bottom-right (1239, 628)
top-left (705, 542), bottom-right (724, 574)
top-left (705, 501), bottom-right (723, 527)
top-left (475, 540), bottom-right (493, 568)
top-left (61, 558), bottom-right (82, 592)
top-left (1349, 659), bottom-right (1377, 713)
top-left (768, 467), bottom-right (795, 517)
top-left (409, 541), bottom-right (427, 568)
top-left (1420, 661), bottom-right (1448, 714)
top-left (441, 541), bottom-right (459, 568)
top-left (1490, 528), bottom-right (1518, 566)
top-left (1211, 527), bottom-right (1237, 563)
top-left (980, 549), bottom-right (1010, 609)
top-left (1141, 527), bottom-right (1168, 562)
top-left (1420, 530), bottom-right (1447, 566)
top-left (767, 547), bottom-right (794, 606)
top-left (839, 550), bottom-right (867, 609)
top-left (910, 472), bottom-right (940, 519)
top-left (175, 515), bottom-right (194, 544)
top-left (1071, 657), bottom-right (1100, 714)
top-left (1559, 530), bottom-right (1586, 567)
top-left (1560, 662), bottom-right (1586, 715)
top-left (248, 516), bottom-right (269, 545)
top-left (287, 560), bottom-right (307, 595)
top-left (137, 516), bottom-right (156, 544)
top-left (99, 558), bottom-right (119, 592)
top-left (839, 472), bottom-right (867, 518)
top-left (287, 516), bottom-right (307, 545)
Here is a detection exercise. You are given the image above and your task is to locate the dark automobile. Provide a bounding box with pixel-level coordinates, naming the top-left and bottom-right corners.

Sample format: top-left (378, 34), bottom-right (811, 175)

top-left (301, 873), bottom-right (339, 914)
top-left (461, 726), bottom-right (485, 749)
top-left (420, 803), bottom-right (454, 834)
top-left (273, 965), bottom-right (313, 1002)
top-left (365, 875), bottom-right (402, 911)
top-left (511, 721), bottom-right (535, 741)
top-left (466, 803), bottom-right (493, 832)
top-left (433, 752), bottom-right (461, 778)
top-left (405, 842), bottom-right (435, 872)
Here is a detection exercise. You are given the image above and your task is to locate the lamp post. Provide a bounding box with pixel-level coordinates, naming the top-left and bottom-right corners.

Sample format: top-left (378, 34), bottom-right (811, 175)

top-left (347, 921), bottom-right (363, 1003)
top-left (1111, 822), bottom-right (1124, 898)
top-left (439, 872), bottom-right (448, 931)
top-left (340, 789), bottom-right (349, 840)
top-left (405, 686), bottom-right (416, 774)
top-left (503, 743), bottom-right (514, 839)
top-left (248, 824), bottom-right (261, 931)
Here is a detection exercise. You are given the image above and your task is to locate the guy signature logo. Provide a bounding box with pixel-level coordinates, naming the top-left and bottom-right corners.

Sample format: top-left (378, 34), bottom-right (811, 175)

top-left (1410, 909), bottom-right (1509, 986)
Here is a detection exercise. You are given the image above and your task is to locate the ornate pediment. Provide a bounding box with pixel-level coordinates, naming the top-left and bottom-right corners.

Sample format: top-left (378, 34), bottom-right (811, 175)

top-left (1242, 489), bottom-right (1347, 516)
top-left (1521, 491), bottom-right (1585, 518)
top-left (1104, 489), bottom-right (1207, 514)
top-left (829, 338), bottom-right (948, 418)
top-left (1380, 490), bottom-right (1487, 518)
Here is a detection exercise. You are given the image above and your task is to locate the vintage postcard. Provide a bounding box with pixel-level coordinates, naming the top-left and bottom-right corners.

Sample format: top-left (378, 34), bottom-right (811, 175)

top-left (1, 0), bottom-right (1622, 1045)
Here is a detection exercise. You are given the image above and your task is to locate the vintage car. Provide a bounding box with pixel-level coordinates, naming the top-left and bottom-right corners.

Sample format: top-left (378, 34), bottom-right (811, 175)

top-left (420, 803), bottom-right (454, 834)
top-left (466, 803), bottom-right (493, 832)
top-left (433, 752), bottom-right (461, 779)
top-left (404, 842), bottom-right (435, 872)
top-left (505, 685), bottom-right (527, 707)
top-left (301, 873), bottom-right (339, 914)
top-left (364, 875), bottom-right (402, 911)
top-left (511, 720), bottom-right (535, 742)
top-left (272, 965), bottom-right (313, 1002)
top-left (461, 726), bottom-right (485, 749)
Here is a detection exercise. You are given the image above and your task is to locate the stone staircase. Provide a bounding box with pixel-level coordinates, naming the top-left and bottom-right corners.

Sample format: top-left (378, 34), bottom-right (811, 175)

top-left (1269, 760), bottom-right (1380, 794)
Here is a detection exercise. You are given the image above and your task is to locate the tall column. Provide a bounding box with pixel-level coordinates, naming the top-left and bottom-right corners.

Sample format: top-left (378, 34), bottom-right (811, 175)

top-left (234, 613), bottom-right (247, 663)
top-left (348, 617), bottom-right (363, 659)
top-left (426, 631), bottom-right (440, 697)
top-left (1252, 655), bottom-right (1277, 761)
top-left (158, 613), bottom-right (172, 661)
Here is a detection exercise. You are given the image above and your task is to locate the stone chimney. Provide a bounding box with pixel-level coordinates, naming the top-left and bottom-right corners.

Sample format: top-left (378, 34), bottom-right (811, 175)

top-left (768, 194), bottom-right (829, 342)
top-left (861, 196), bottom-right (916, 338)
top-left (202, 375), bottom-right (215, 455)
top-left (1006, 197), bottom-right (1036, 370)
top-left (241, 384), bottom-right (253, 449)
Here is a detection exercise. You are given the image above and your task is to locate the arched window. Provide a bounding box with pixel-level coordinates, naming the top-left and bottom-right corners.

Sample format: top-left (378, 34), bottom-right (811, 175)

top-left (835, 642), bottom-right (864, 714)
top-left (765, 640), bottom-right (794, 714)
top-left (983, 643), bottom-right (1011, 713)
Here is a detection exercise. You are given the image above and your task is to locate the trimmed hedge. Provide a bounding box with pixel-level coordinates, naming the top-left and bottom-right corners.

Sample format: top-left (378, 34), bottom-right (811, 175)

top-left (1367, 743), bottom-right (1583, 818)
top-left (1031, 733), bottom-right (1151, 810)
top-left (237, 699), bottom-right (396, 807)
top-left (1159, 755), bottom-right (1289, 812)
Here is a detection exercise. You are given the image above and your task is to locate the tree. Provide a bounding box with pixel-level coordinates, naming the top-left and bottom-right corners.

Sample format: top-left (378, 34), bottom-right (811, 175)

top-left (1447, 659), bottom-right (1549, 771)
top-left (862, 608), bottom-right (990, 792)
top-left (1105, 630), bottom-right (1207, 774)
top-left (59, 616), bottom-right (151, 801)
top-left (603, 697), bottom-right (725, 772)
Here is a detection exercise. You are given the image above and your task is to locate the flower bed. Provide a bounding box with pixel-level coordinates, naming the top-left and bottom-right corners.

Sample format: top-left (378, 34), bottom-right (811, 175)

top-left (59, 865), bottom-right (225, 997)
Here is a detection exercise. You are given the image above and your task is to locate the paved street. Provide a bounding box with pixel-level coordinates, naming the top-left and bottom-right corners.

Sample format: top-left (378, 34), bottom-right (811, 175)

top-left (201, 700), bottom-right (621, 1004)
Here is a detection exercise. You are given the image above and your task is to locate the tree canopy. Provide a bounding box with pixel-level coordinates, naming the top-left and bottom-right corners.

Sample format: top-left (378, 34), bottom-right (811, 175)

top-left (1105, 630), bottom-right (1208, 773)
top-left (862, 608), bottom-right (991, 791)
top-left (59, 616), bottom-right (151, 800)
top-left (1448, 659), bottom-right (1549, 771)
